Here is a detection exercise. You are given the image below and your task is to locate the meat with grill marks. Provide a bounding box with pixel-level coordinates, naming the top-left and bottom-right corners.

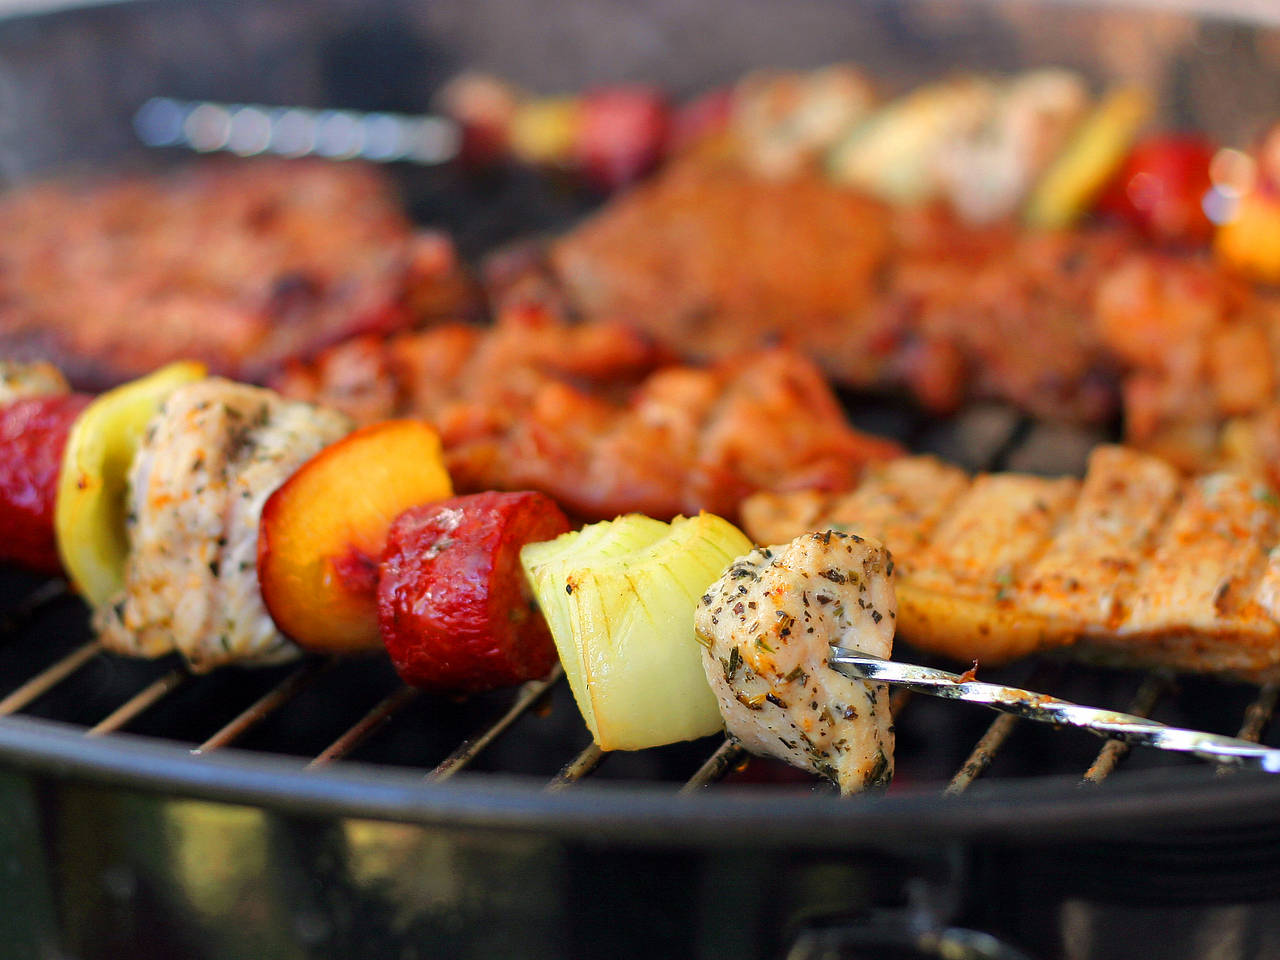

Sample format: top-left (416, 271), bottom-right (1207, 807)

top-left (271, 306), bottom-right (903, 523)
top-left (742, 445), bottom-right (1280, 681)
top-left (0, 159), bottom-right (477, 390)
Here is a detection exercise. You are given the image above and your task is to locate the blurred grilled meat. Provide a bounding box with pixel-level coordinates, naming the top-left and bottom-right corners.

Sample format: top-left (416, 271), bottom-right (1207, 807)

top-left (743, 445), bottom-right (1280, 682)
top-left (536, 153), bottom-right (1131, 423)
top-left (273, 305), bottom-right (902, 521)
top-left (535, 150), bottom-right (1280, 474)
top-left (1095, 253), bottom-right (1280, 473)
top-left (0, 159), bottom-right (476, 389)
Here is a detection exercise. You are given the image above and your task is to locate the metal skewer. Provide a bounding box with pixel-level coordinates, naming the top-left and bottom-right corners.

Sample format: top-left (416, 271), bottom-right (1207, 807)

top-left (133, 97), bottom-right (461, 165)
top-left (828, 647), bottom-right (1280, 772)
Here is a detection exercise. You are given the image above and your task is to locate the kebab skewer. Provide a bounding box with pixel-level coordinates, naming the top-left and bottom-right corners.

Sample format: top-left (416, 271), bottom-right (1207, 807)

top-left (0, 359), bottom-right (570, 692)
top-left (2, 358), bottom-right (797, 768)
top-left (13, 357), bottom-right (1280, 794)
top-left (1, 356), bottom-right (892, 778)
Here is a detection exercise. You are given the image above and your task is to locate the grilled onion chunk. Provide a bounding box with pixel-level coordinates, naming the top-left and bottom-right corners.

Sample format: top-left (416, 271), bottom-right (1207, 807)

top-left (695, 531), bottom-right (895, 794)
top-left (521, 512), bottom-right (752, 751)
top-left (95, 378), bottom-right (351, 670)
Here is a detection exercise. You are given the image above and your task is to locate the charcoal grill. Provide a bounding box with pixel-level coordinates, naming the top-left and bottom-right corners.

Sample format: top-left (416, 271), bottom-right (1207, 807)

top-left (6, 1), bottom-right (1280, 959)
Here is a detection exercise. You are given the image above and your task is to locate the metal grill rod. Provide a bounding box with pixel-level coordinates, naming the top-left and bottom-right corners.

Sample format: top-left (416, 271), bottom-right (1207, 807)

top-left (0, 579), bottom-right (68, 639)
top-left (1235, 683), bottom-right (1279, 744)
top-left (1082, 673), bottom-right (1170, 784)
top-left (307, 686), bottom-right (420, 769)
top-left (194, 659), bottom-right (334, 753)
top-left (947, 714), bottom-right (1021, 796)
top-left (945, 664), bottom-right (1062, 794)
top-left (680, 739), bottom-right (745, 794)
top-left (86, 667), bottom-right (187, 736)
top-left (428, 666), bottom-right (563, 782)
top-left (547, 743), bottom-right (606, 791)
top-left (0, 640), bottom-right (101, 716)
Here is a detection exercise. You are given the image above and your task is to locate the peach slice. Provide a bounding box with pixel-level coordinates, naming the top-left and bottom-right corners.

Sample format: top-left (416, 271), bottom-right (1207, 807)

top-left (257, 419), bottom-right (453, 653)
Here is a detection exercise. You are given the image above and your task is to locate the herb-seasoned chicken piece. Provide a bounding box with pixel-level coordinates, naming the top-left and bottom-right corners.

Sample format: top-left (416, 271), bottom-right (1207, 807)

top-left (695, 531), bottom-right (895, 794)
top-left (95, 378), bottom-right (351, 670)
top-left (741, 445), bottom-right (1280, 681)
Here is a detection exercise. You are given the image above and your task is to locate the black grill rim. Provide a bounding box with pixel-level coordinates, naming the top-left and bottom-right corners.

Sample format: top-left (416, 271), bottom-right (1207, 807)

top-left (5, 712), bottom-right (1280, 845)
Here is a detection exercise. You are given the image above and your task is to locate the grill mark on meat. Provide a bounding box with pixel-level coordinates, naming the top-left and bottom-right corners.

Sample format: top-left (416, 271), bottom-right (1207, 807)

top-left (1022, 446), bottom-right (1182, 628)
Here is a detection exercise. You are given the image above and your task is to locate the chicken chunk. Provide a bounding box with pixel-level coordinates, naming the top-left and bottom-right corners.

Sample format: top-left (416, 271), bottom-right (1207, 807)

top-left (275, 307), bottom-right (901, 523)
top-left (695, 531), bottom-right (896, 794)
top-left (0, 360), bottom-right (69, 405)
top-left (95, 378), bottom-right (351, 670)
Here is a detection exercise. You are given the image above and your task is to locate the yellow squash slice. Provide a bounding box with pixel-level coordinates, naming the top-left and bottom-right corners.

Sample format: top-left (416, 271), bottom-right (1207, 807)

top-left (55, 361), bottom-right (207, 605)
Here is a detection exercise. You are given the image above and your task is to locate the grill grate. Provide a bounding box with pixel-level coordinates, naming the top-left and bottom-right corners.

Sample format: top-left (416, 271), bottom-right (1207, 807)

top-left (2, 397), bottom-right (1280, 800)
top-left (5, 609), bottom-right (1279, 796)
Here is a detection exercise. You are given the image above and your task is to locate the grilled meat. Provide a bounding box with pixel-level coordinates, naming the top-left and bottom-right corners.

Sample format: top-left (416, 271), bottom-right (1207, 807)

top-left (548, 153), bottom-right (894, 378)
top-left (695, 531), bottom-right (895, 793)
top-left (272, 307), bottom-right (902, 522)
top-left (95, 378), bottom-right (351, 670)
top-left (1095, 253), bottom-right (1280, 473)
top-left (742, 445), bottom-right (1280, 681)
top-left (0, 159), bottom-right (476, 390)
top-left (535, 152), bottom-right (1131, 423)
top-left (538, 150), bottom-right (1280, 443)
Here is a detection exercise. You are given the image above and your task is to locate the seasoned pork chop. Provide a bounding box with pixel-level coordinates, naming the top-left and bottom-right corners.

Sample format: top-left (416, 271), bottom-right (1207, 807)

top-left (695, 531), bottom-right (895, 794)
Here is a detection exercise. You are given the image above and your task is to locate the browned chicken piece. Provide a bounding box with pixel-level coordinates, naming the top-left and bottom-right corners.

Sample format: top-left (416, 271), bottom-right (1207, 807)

top-left (535, 151), bottom-right (1132, 423)
top-left (1095, 252), bottom-right (1280, 472)
top-left (274, 306), bottom-right (903, 522)
top-left (0, 159), bottom-right (477, 389)
top-left (742, 445), bottom-right (1280, 681)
